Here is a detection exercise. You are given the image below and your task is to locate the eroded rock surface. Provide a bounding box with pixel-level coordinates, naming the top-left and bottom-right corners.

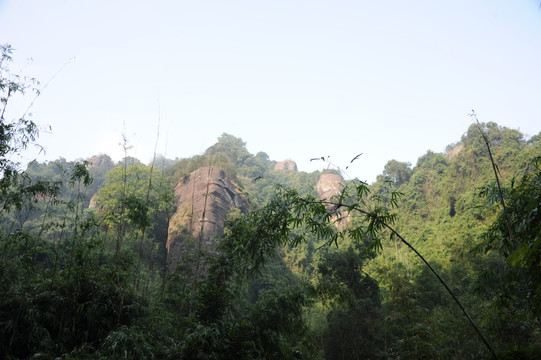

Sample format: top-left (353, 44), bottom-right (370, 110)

top-left (316, 173), bottom-right (344, 200)
top-left (274, 160), bottom-right (298, 171)
top-left (445, 143), bottom-right (464, 159)
top-left (166, 167), bottom-right (248, 269)
top-left (316, 173), bottom-right (350, 229)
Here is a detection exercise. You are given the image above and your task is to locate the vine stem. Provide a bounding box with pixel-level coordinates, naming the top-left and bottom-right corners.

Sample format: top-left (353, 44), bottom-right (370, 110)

top-left (314, 198), bottom-right (499, 360)
top-left (375, 213), bottom-right (498, 360)
top-left (470, 111), bottom-right (514, 247)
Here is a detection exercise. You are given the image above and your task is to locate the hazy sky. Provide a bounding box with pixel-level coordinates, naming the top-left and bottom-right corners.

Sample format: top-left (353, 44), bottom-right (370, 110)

top-left (1, 1), bottom-right (540, 182)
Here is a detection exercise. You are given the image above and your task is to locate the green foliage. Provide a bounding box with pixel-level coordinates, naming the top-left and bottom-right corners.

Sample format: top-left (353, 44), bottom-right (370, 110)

top-left (23, 158), bottom-right (96, 212)
top-left (0, 44), bottom-right (50, 218)
top-left (0, 44), bottom-right (40, 180)
top-left (377, 159), bottom-right (413, 186)
top-left (317, 246), bottom-right (383, 360)
top-left (2, 57), bottom-right (541, 360)
top-left (0, 227), bottom-right (144, 358)
top-left (371, 121), bottom-right (541, 358)
top-left (85, 154), bottom-right (116, 196)
top-left (97, 326), bottom-right (155, 360)
top-left (482, 155), bottom-right (541, 316)
top-left (166, 134), bottom-right (248, 188)
top-left (162, 241), bottom-right (314, 359)
top-left (95, 162), bottom-right (174, 241)
top-left (205, 133), bottom-right (251, 168)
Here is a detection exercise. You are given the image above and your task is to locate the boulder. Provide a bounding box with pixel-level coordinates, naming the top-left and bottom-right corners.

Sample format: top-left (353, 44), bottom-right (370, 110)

top-left (316, 173), bottom-right (350, 229)
top-left (87, 154), bottom-right (115, 169)
top-left (316, 173), bottom-right (344, 200)
top-left (274, 160), bottom-right (298, 171)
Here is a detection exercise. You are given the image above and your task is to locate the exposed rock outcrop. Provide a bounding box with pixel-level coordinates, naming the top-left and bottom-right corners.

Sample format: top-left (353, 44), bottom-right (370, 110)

top-left (87, 154), bottom-right (115, 168)
top-left (88, 194), bottom-right (98, 209)
top-left (445, 143), bottom-right (464, 159)
top-left (166, 167), bottom-right (249, 269)
top-left (316, 173), bottom-right (344, 201)
top-left (274, 160), bottom-right (298, 171)
top-left (316, 173), bottom-right (350, 229)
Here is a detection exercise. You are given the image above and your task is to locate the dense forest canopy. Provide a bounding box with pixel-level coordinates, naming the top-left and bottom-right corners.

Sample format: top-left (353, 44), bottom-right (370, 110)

top-left (1, 44), bottom-right (541, 359)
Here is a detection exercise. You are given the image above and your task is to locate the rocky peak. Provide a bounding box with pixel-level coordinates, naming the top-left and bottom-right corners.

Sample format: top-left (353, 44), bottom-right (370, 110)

top-left (316, 173), bottom-right (344, 200)
top-left (87, 154), bottom-right (115, 169)
top-left (274, 160), bottom-right (298, 171)
top-left (316, 173), bottom-right (350, 229)
top-left (166, 166), bottom-right (249, 269)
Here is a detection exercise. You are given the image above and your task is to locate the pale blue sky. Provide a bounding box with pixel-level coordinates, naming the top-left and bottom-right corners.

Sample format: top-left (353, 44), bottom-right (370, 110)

top-left (1, 0), bottom-right (540, 182)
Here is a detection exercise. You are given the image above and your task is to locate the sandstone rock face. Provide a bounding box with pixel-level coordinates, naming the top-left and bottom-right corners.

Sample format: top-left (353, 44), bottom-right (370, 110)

top-left (166, 167), bottom-right (249, 269)
top-left (88, 194), bottom-right (98, 209)
top-left (316, 173), bottom-right (350, 228)
top-left (274, 160), bottom-right (298, 171)
top-left (87, 154), bottom-right (115, 168)
top-left (316, 173), bottom-right (344, 200)
top-left (445, 143), bottom-right (464, 159)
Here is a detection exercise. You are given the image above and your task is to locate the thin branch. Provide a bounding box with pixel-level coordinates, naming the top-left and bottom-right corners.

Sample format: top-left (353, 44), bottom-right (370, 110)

top-left (0, 88), bottom-right (11, 121)
top-left (309, 197), bottom-right (498, 359)
top-left (21, 56), bottom-right (74, 120)
top-left (377, 213), bottom-right (497, 360)
top-left (470, 110), bottom-right (514, 247)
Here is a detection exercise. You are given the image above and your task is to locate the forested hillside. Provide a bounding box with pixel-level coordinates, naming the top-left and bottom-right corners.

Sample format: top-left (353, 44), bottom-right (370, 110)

top-left (2, 44), bottom-right (541, 359)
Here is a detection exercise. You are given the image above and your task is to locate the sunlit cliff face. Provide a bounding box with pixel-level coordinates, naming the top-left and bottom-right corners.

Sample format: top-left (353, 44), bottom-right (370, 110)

top-left (166, 166), bottom-right (248, 270)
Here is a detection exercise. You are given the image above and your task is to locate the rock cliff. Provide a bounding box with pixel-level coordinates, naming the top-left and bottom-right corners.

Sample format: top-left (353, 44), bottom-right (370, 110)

top-left (316, 173), bottom-right (350, 228)
top-left (166, 166), bottom-right (249, 269)
top-left (445, 143), bottom-right (464, 159)
top-left (316, 173), bottom-right (344, 201)
top-left (274, 160), bottom-right (298, 171)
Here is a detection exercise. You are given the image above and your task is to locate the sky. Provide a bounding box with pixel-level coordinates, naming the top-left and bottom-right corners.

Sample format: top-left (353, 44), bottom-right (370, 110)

top-left (1, 0), bottom-right (540, 183)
